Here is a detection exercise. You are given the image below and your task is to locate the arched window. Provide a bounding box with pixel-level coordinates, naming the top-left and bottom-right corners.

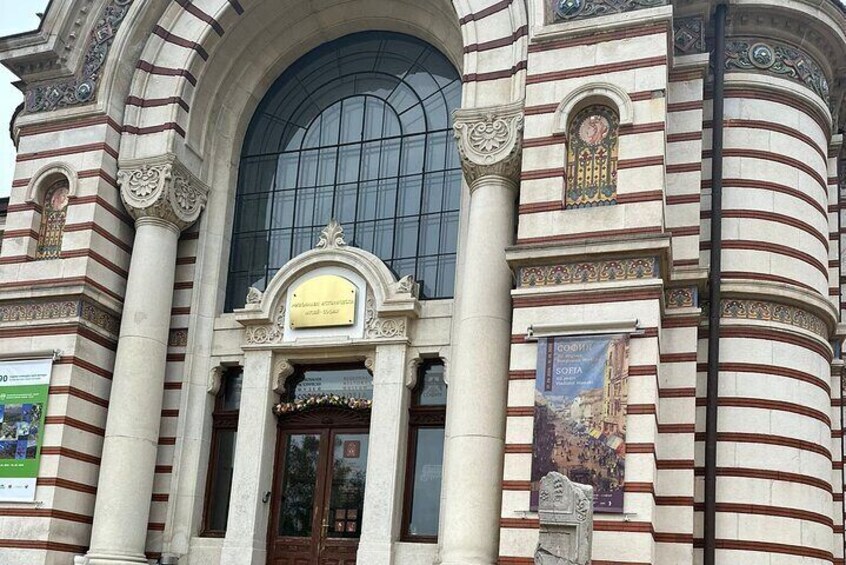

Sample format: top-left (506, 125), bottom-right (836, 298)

top-left (565, 104), bottom-right (619, 208)
top-left (36, 179), bottom-right (70, 260)
top-left (226, 32), bottom-right (463, 310)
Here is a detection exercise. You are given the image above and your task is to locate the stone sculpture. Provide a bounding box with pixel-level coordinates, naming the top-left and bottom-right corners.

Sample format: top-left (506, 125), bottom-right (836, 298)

top-left (535, 472), bottom-right (593, 565)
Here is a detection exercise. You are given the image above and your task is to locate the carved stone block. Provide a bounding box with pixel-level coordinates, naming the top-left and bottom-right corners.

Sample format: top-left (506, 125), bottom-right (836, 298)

top-left (535, 472), bottom-right (593, 565)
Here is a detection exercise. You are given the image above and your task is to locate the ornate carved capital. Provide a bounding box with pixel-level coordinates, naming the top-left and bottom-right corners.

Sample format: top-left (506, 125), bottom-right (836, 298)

top-left (453, 101), bottom-right (524, 187)
top-left (117, 154), bottom-right (209, 231)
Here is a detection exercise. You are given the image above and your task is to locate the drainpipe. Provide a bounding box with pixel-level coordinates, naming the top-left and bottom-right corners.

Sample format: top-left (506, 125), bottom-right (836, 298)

top-left (704, 4), bottom-right (727, 565)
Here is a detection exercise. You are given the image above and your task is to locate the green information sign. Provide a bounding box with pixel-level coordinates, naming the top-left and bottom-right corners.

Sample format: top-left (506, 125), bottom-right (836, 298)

top-left (0, 359), bottom-right (52, 502)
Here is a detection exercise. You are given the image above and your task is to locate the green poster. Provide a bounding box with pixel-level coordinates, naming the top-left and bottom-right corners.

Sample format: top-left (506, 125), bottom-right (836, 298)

top-left (0, 359), bottom-right (52, 502)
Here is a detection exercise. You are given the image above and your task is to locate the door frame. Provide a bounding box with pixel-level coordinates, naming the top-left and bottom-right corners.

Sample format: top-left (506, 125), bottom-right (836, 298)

top-left (268, 406), bottom-right (372, 563)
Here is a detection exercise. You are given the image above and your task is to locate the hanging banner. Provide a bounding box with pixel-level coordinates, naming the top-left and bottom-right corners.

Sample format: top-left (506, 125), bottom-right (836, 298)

top-left (0, 359), bottom-right (52, 502)
top-left (531, 335), bottom-right (629, 513)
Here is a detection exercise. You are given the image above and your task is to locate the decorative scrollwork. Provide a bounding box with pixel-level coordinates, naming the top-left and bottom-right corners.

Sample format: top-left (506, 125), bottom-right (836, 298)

top-left (673, 16), bottom-right (706, 55)
top-left (25, 0), bottom-right (134, 113)
top-left (453, 102), bottom-right (524, 186)
top-left (117, 155), bottom-right (209, 231)
top-left (316, 219), bottom-right (347, 249)
top-left (245, 304), bottom-right (286, 345)
top-left (552, 0), bottom-right (666, 22)
top-left (363, 292), bottom-right (407, 339)
top-left (725, 39), bottom-right (830, 104)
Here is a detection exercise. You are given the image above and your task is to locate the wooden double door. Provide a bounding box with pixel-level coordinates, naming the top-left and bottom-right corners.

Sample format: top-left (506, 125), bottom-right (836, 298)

top-left (269, 409), bottom-right (370, 565)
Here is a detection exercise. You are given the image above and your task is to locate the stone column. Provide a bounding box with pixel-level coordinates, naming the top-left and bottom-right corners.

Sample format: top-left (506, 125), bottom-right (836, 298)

top-left (77, 155), bottom-right (208, 565)
top-left (439, 102), bottom-right (523, 565)
top-left (220, 350), bottom-right (280, 565)
top-left (357, 345), bottom-right (411, 565)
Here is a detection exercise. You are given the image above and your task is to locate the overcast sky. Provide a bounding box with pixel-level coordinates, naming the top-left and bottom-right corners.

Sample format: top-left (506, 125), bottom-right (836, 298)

top-left (0, 1), bottom-right (48, 198)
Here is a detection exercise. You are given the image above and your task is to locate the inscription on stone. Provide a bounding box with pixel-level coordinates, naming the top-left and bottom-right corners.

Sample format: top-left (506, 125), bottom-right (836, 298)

top-left (289, 275), bottom-right (356, 328)
top-left (535, 472), bottom-right (593, 565)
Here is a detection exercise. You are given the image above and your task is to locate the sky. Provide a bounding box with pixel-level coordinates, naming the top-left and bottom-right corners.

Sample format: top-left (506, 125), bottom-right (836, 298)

top-left (0, 1), bottom-right (50, 199)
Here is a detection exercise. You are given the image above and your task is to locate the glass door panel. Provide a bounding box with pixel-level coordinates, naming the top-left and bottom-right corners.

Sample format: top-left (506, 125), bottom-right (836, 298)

top-left (326, 433), bottom-right (369, 538)
top-left (279, 433), bottom-right (322, 537)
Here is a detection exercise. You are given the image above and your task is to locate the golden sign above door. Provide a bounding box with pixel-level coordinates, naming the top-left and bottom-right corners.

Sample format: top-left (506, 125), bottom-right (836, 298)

top-left (289, 275), bottom-right (357, 328)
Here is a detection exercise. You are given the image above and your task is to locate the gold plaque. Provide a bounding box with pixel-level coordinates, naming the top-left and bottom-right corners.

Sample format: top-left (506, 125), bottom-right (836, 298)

top-left (289, 275), bottom-right (357, 328)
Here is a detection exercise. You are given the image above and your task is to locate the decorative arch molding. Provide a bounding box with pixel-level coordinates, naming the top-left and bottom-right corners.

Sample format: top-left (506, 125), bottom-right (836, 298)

top-left (553, 82), bottom-right (633, 135)
top-left (235, 222), bottom-right (420, 348)
top-left (25, 162), bottom-right (78, 204)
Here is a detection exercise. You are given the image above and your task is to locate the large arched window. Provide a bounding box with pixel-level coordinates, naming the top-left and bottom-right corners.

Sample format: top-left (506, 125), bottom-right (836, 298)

top-left (565, 104), bottom-right (619, 208)
top-left (226, 32), bottom-right (463, 310)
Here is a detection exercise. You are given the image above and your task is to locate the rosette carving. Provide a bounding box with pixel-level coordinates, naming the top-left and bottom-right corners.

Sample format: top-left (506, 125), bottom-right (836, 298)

top-left (117, 155), bottom-right (209, 231)
top-left (453, 101), bottom-right (524, 187)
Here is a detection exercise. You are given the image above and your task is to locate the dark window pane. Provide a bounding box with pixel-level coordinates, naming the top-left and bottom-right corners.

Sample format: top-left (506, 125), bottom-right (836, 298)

top-left (227, 32), bottom-right (462, 310)
top-left (440, 212), bottom-right (459, 255)
top-left (417, 362), bottom-right (447, 406)
top-left (222, 369), bottom-right (243, 410)
top-left (407, 428), bottom-right (445, 537)
top-left (292, 367), bottom-right (374, 400)
top-left (416, 256), bottom-right (439, 298)
top-left (435, 254), bottom-right (456, 299)
top-left (327, 433), bottom-right (369, 539)
top-left (207, 429), bottom-right (237, 532)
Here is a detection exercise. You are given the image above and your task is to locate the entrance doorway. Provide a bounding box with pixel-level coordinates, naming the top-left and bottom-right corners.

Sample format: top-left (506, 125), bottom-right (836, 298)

top-left (268, 366), bottom-right (373, 565)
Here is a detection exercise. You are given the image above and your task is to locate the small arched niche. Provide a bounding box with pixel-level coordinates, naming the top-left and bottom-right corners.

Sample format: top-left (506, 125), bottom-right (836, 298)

top-left (552, 82), bottom-right (634, 135)
top-left (26, 164), bottom-right (77, 260)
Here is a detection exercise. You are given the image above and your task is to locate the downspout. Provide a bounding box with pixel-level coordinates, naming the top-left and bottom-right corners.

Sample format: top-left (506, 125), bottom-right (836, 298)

top-left (704, 4), bottom-right (727, 565)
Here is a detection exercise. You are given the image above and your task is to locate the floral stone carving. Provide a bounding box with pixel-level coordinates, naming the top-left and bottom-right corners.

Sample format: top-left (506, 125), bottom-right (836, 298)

top-left (117, 155), bottom-right (209, 231)
top-left (26, 0), bottom-right (134, 113)
top-left (453, 101), bottom-right (524, 186)
top-left (535, 472), bottom-right (593, 565)
top-left (317, 219), bottom-right (347, 249)
top-left (364, 292), bottom-right (406, 339)
top-left (245, 304), bottom-right (286, 345)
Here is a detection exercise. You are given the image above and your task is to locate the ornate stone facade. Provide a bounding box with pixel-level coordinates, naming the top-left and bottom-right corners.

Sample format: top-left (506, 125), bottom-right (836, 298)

top-left (453, 102), bottom-right (524, 186)
top-left (551, 0), bottom-right (666, 22)
top-left (720, 298), bottom-right (828, 338)
top-left (535, 472), bottom-right (593, 565)
top-left (725, 39), bottom-right (831, 104)
top-left (518, 257), bottom-right (659, 288)
top-left (673, 16), bottom-right (706, 55)
top-left (0, 297), bottom-right (120, 336)
top-left (25, 0), bottom-right (133, 112)
top-left (117, 154), bottom-right (209, 231)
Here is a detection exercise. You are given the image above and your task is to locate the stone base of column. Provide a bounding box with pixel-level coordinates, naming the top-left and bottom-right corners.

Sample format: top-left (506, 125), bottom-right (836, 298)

top-left (356, 540), bottom-right (392, 565)
top-left (73, 551), bottom-right (149, 565)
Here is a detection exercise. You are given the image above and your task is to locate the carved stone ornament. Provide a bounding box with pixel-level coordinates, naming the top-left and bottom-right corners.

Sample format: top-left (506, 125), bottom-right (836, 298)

top-left (245, 304), bottom-right (286, 345)
top-left (208, 366), bottom-right (224, 396)
top-left (395, 275), bottom-right (418, 296)
top-left (552, 0), bottom-right (665, 22)
top-left (25, 0), bottom-right (134, 113)
top-left (673, 16), bottom-right (706, 55)
top-left (725, 39), bottom-right (830, 104)
top-left (535, 472), bottom-right (593, 565)
top-left (246, 287), bottom-right (263, 305)
top-left (453, 101), bottom-right (524, 186)
top-left (364, 354), bottom-right (376, 374)
top-left (273, 358), bottom-right (295, 395)
top-left (317, 219), bottom-right (347, 249)
top-left (405, 355), bottom-right (421, 388)
top-left (117, 155), bottom-right (209, 231)
top-left (364, 291), bottom-right (407, 339)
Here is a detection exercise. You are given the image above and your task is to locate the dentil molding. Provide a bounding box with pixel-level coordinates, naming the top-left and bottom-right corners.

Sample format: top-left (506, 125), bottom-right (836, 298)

top-left (117, 154), bottom-right (209, 231)
top-left (453, 101), bottom-right (524, 187)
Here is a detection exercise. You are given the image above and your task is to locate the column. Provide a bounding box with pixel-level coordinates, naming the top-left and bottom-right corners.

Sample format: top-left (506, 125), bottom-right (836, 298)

top-left (357, 345), bottom-right (411, 565)
top-left (219, 350), bottom-right (280, 565)
top-left (439, 101), bottom-right (523, 565)
top-left (77, 156), bottom-right (208, 565)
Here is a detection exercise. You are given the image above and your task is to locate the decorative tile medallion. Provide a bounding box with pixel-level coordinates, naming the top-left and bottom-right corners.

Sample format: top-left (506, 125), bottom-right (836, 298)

top-left (665, 286), bottom-right (698, 309)
top-left (720, 299), bottom-right (827, 338)
top-left (725, 39), bottom-right (830, 104)
top-left (168, 329), bottom-right (189, 347)
top-left (25, 0), bottom-right (134, 113)
top-left (552, 0), bottom-right (666, 22)
top-left (0, 298), bottom-right (120, 336)
top-left (518, 257), bottom-right (659, 288)
top-left (673, 17), bottom-right (706, 55)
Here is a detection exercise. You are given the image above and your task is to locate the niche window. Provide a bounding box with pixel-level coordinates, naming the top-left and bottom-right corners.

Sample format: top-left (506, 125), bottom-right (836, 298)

top-left (402, 360), bottom-right (447, 541)
top-left (202, 366), bottom-right (243, 536)
top-left (35, 179), bottom-right (70, 259)
top-left (565, 104), bottom-right (620, 208)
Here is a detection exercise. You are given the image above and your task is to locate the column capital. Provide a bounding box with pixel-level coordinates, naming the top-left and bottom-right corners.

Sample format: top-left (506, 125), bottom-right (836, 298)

top-left (453, 100), bottom-right (524, 187)
top-left (117, 154), bottom-right (209, 231)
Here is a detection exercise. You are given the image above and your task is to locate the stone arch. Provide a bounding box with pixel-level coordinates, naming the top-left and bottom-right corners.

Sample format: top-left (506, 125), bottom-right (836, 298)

top-left (24, 162), bottom-right (77, 204)
top-left (552, 82), bottom-right (633, 135)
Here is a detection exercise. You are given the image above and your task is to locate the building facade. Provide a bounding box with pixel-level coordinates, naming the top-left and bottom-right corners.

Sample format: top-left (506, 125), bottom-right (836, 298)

top-left (0, 0), bottom-right (844, 564)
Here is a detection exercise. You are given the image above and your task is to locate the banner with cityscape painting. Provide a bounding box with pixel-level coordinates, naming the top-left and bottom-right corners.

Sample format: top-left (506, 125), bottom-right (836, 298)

top-left (0, 359), bottom-right (52, 502)
top-left (531, 335), bottom-right (629, 513)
